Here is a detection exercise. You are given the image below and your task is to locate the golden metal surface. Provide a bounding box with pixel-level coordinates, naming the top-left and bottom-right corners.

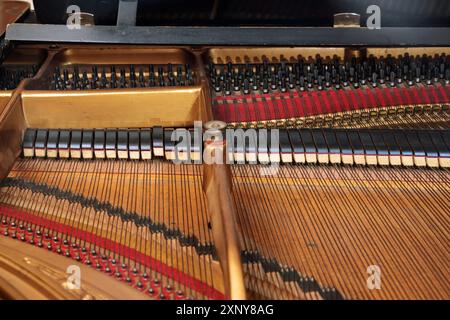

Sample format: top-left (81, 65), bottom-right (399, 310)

top-left (0, 93), bottom-right (12, 115)
top-left (0, 236), bottom-right (150, 300)
top-left (22, 87), bottom-right (206, 128)
top-left (367, 47), bottom-right (450, 57)
top-left (207, 47), bottom-right (346, 64)
top-left (25, 46), bottom-right (200, 90)
top-left (19, 46), bottom-right (209, 128)
top-left (333, 13), bottom-right (361, 28)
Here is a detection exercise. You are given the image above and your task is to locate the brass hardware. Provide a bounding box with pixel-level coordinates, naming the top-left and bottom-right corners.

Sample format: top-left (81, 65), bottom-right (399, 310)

top-left (333, 13), bottom-right (361, 28)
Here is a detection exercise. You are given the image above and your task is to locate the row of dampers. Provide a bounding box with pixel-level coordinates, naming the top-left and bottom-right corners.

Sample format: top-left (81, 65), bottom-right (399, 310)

top-left (21, 128), bottom-right (450, 168)
top-left (227, 129), bottom-right (450, 168)
top-left (22, 128), bottom-right (202, 161)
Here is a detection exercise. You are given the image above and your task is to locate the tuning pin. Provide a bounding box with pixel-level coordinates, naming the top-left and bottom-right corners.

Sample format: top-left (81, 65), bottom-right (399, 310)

top-left (224, 81), bottom-right (231, 95)
top-left (214, 81), bottom-right (222, 93)
top-left (433, 66), bottom-right (440, 83)
top-left (342, 72), bottom-right (348, 87)
top-left (359, 69), bottom-right (366, 85)
top-left (324, 71), bottom-right (331, 88)
top-left (317, 76), bottom-right (324, 91)
top-left (288, 73), bottom-right (295, 89)
top-left (72, 71), bottom-right (79, 89)
top-left (407, 69), bottom-right (414, 86)
top-left (129, 64), bottom-right (135, 80)
top-left (243, 79), bottom-right (250, 94)
top-left (73, 66), bottom-right (79, 86)
top-left (92, 65), bottom-right (98, 79)
top-left (120, 69), bottom-right (127, 88)
top-left (371, 72), bottom-right (378, 87)
top-left (166, 63), bottom-right (173, 76)
top-left (413, 66), bottom-right (420, 83)
top-left (396, 68), bottom-right (402, 84)
top-left (185, 63), bottom-right (191, 76)
top-left (426, 68), bottom-right (432, 85)
top-left (299, 76), bottom-right (305, 91)
top-left (100, 68), bottom-right (107, 88)
top-left (54, 66), bottom-right (61, 78)
top-left (379, 69), bottom-right (385, 84)
top-left (353, 72), bottom-right (359, 88)
top-left (389, 71), bottom-right (396, 87)
top-left (280, 79), bottom-right (287, 93)
top-left (306, 72), bottom-right (313, 89)
top-left (157, 66), bottom-right (164, 79)
top-left (82, 71), bottom-right (89, 89)
top-left (440, 62), bottom-right (446, 78)
top-left (233, 75), bottom-right (240, 92)
top-left (158, 74), bottom-right (165, 87)
top-left (334, 75), bottom-right (341, 90)
top-left (138, 68), bottom-right (145, 87)
top-left (52, 73), bottom-right (60, 90)
top-left (130, 77), bottom-right (137, 88)
top-left (262, 78), bottom-right (269, 94)
top-left (110, 72), bottom-right (116, 89)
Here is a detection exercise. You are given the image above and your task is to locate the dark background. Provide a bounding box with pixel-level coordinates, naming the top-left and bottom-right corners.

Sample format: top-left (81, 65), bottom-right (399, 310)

top-left (33, 0), bottom-right (450, 27)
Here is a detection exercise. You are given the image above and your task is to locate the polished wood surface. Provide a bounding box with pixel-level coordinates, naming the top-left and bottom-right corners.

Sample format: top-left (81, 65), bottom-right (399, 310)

top-left (0, 96), bottom-right (26, 181)
top-left (203, 163), bottom-right (246, 300)
top-left (0, 1), bottom-right (29, 36)
top-left (0, 93), bottom-right (11, 115)
top-left (0, 236), bottom-right (150, 299)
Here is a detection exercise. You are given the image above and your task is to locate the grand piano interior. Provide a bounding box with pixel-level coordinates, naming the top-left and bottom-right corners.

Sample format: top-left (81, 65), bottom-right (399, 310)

top-left (0, 0), bottom-right (449, 300)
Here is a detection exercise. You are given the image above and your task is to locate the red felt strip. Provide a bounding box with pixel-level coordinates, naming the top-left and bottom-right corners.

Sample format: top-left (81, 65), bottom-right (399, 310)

top-left (420, 86), bottom-right (431, 105)
top-left (212, 85), bottom-right (450, 123)
top-left (285, 95), bottom-right (294, 119)
top-left (438, 84), bottom-right (449, 101)
top-left (366, 88), bottom-right (377, 108)
top-left (247, 98), bottom-right (257, 122)
top-left (410, 86), bottom-right (422, 105)
top-left (429, 85), bottom-right (440, 103)
top-left (290, 94), bottom-right (303, 118)
top-left (374, 88), bottom-right (387, 108)
top-left (0, 205), bottom-right (226, 300)
top-left (338, 90), bottom-right (350, 112)
top-left (384, 87), bottom-right (395, 106)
